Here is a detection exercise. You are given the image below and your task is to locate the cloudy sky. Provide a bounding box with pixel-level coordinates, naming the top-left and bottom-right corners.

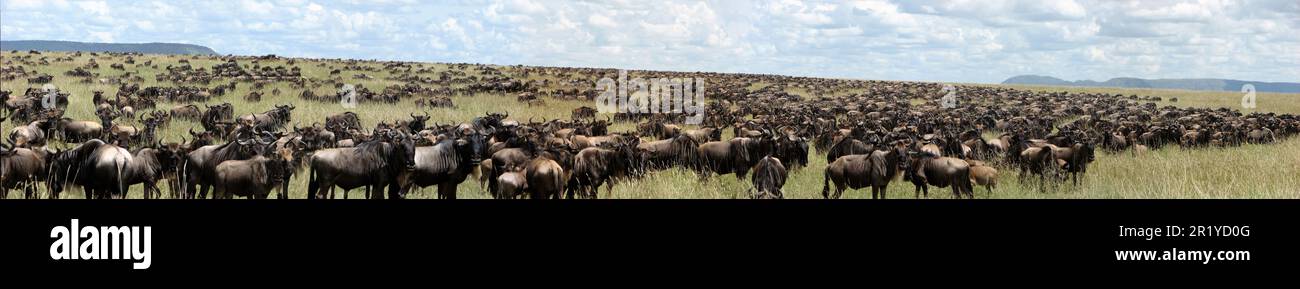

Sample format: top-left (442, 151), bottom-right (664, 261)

top-left (1, 0), bottom-right (1297, 83)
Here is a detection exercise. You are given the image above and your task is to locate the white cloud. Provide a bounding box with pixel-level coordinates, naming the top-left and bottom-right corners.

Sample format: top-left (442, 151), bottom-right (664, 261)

top-left (0, 0), bottom-right (1296, 83)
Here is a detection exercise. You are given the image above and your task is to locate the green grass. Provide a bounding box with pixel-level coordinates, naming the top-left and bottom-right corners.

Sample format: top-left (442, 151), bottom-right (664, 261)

top-left (3, 51), bottom-right (1298, 199)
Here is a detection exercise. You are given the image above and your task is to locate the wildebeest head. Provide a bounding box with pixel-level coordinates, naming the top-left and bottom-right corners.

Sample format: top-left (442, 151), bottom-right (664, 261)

top-left (389, 131), bottom-right (418, 169)
top-left (457, 125), bottom-right (490, 164)
top-left (150, 139), bottom-right (183, 175)
top-left (46, 140), bottom-right (106, 195)
top-left (408, 111), bottom-right (430, 132)
top-left (589, 117), bottom-right (610, 136)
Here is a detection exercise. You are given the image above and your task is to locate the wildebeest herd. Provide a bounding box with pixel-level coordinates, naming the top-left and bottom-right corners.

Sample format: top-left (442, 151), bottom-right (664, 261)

top-left (3, 50), bottom-right (1299, 199)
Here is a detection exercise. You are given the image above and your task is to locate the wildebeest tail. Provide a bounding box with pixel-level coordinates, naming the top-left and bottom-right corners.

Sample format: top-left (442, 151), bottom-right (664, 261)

top-left (306, 162), bottom-right (318, 199)
top-left (820, 166), bottom-right (831, 199)
top-left (957, 168), bottom-right (974, 199)
top-left (115, 157), bottom-right (127, 199)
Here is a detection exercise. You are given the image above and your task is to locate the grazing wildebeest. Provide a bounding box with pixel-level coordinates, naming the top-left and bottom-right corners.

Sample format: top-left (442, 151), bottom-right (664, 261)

top-left (213, 145), bottom-right (295, 199)
top-left (307, 131), bottom-right (417, 199)
top-left (571, 106), bottom-right (597, 120)
top-left (398, 127), bottom-right (489, 199)
top-left (1, 143), bottom-right (48, 199)
top-left (567, 137), bottom-right (639, 199)
top-left (821, 143), bottom-right (906, 199)
top-left (171, 104), bottom-right (202, 121)
top-left (748, 155), bottom-right (787, 199)
top-left (682, 126), bottom-right (723, 143)
top-left (636, 134), bottom-right (699, 170)
top-left (238, 104), bottom-right (295, 132)
top-left (8, 119), bottom-right (48, 148)
top-left (53, 117), bottom-right (104, 142)
top-left (903, 151), bottom-right (974, 199)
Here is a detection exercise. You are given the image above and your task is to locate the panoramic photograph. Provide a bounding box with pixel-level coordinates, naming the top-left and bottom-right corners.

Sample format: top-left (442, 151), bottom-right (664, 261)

top-left (1, 0), bottom-right (1297, 200)
top-left (7, 0), bottom-right (1300, 276)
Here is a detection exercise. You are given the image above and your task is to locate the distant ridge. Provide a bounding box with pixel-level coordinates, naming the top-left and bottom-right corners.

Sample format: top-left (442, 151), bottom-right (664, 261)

top-left (1002, 75), bottom-right (1300, 93)
top-left (0, 40), bottom-right (216, 55)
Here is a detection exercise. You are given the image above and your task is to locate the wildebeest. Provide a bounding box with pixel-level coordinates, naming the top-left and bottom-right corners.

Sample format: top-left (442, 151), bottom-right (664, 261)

top-left (748, 155), bottom-right (787, 199)
top-left (171, 104), bottom-right (201, 121)
top-left (494, 170), bottom-right (527, 199)
top-left (307, 131), bottom-right (417, 199)
top-left (1052, 142), bottom-right (1095, 186)
top-left (571, 106), bottom-right (597, 120)
top-left (1, 143), bottom-right (48, 199)
top-left (682, 126), bottom-right (722, 143)
top-left (636, 134), bottom-right (699, 170)
top-left (183, 131), bottom-right (271, 199)
top-left (398, 126), bottom-right (489, 199)
top-left (903, 151), bottom-right (974, 199)
top-left (821, 143), bottom-right (906, 199)
top-left (772, 130), bottom-right (809, 169)
top-left (524, 157), bottom-right (565, 199)
top-left (47, 140), bottom-right (180, 199)
top-left (968, 160), bottom-right (999, 196)
top-left (825, 136), bottom-right (873, 164)
top-left (567, 137), bottom-right (639, 199)
top-left (213, 145), bottom-right (296, 199)
top-left (51, 117), bottom-right (103, 142)
top-left (695, 136), bottom-right (774, 179)
top-left (238, 104), bottom-right (295, 132)
top-left (8, 119), bottom-right (48, 148)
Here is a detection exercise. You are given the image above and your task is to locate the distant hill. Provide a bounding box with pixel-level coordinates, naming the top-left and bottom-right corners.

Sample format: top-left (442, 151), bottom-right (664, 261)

top-left (0, 40), bottom-right (216, 55)
top-left (1002, 75), bottom-right (1300, 93)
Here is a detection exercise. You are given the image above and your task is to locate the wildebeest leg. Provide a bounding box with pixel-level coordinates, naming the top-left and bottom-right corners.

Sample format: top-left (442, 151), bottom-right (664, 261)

top-left (439, 183), bottom-right (457, 200)
top-left (199, 184), bottom-right (211, 199)
top-left (386, 183), bottom-right (403, 200)
top-left (25, 182), bottom-right (36, 199)
top-left (590, 179), bottom-right (606, 199)
top-left (606, 180), bottom-right (616, 199)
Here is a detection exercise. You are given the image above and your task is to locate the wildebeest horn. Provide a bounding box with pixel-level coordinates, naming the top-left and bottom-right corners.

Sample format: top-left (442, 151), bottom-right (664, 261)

top-left (423, 111), bottom-right (430, 118)
top-left (410, 112), bottom-right (418, 119)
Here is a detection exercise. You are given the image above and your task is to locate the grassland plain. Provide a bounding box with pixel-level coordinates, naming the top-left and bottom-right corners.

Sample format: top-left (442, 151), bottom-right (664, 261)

top-left (2, 51), bottom-right (1297, 199)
